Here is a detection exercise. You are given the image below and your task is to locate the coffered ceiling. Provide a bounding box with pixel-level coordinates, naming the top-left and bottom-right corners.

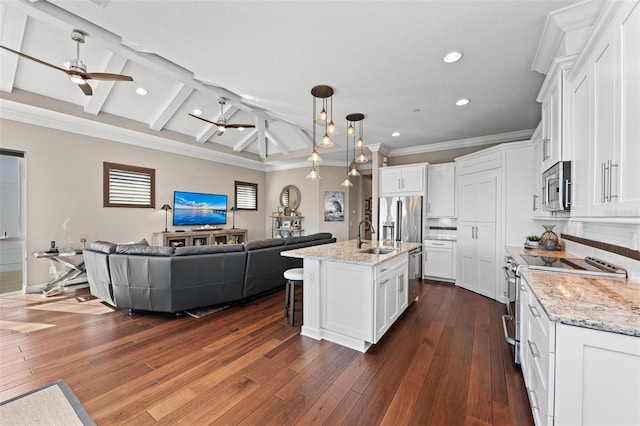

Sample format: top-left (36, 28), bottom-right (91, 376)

top-left (0, 0), bottom-right (582, 170)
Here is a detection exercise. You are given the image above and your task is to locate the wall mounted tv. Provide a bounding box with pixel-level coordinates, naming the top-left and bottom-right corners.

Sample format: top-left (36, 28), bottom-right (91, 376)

top-left (173, 191), bottom-right (227, 226)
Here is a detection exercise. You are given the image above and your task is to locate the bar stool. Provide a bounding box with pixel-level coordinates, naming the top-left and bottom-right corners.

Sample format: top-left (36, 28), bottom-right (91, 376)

top-left (284, 268), bottom-right (304, 326)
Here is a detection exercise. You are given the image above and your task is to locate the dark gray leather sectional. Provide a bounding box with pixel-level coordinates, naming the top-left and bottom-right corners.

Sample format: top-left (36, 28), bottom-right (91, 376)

top-left (83, 233), bottom-right (335, 313)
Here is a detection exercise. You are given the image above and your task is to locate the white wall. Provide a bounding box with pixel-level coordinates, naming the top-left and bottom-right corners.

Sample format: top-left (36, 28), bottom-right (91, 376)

top-left (0, 119), bottom-right (266, 286)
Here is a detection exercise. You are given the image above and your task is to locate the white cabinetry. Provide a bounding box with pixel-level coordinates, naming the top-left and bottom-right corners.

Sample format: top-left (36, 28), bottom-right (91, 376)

top-left (569, 1), bottom-right (640, 218)
top-left (457, 170), bottom-right (498, 299)
top-left (427, 163), bottom-right (455, 217)
top-left (423, 240), bottom-right (456, 282)
top-left (379, 164), bottom-right (426, 196)
top-left (531, 125), bottom-right (552, 218)
top-left (374, 257), bottom-right (408, 342)
top-left (520, 276), bottom-right (640, 426)
top-left (540, 71), bottom-right (564, 173)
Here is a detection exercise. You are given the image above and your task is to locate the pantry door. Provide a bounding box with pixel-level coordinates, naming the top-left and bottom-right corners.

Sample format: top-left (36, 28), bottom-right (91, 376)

top-left (0, 150), bottom-right (25, 295)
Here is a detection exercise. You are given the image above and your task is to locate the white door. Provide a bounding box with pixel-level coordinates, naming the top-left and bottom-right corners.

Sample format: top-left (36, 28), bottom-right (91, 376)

top-left (0, 151), bottom-right (25, 295)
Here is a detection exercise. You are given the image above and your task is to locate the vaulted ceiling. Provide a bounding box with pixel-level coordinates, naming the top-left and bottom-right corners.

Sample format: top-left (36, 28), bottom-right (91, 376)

top-left (0, 0), bottom-right (581, 170)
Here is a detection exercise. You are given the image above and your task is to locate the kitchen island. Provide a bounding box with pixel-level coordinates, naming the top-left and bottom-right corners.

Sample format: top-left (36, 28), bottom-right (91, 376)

top-left (281, 239), bottom-right (421, 352)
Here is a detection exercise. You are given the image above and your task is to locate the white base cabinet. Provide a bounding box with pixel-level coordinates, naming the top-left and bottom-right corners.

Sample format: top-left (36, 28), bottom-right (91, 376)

top-left (521, 276), bottom-right (640, 425)
top-left (423, 240), bottom-right (456, 282)
top-left (301, 253), bottom-right (409, 352)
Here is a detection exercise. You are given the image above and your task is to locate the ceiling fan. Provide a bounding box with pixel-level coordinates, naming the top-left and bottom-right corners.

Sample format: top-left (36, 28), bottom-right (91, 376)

top-left (189, 97), bottom-right (256, 135)
top-left (0, 29), bottom-right (133, 96)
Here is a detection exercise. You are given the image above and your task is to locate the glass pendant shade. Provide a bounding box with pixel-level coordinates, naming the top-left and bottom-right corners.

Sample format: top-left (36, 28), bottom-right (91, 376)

top-left (306, 163), bottom-right (321, 180)
top-left (356, 149), bottom-right (368, 163)
top-left (319, 131), bottom-right (334, 147)
top-left (356, 137), bottom-right (364, 148)
top-left (307, 148), bottom-right (322, 162)
top-left (328, 120), bottom-right (337, 135)
top-left (349, 163), bottom-right (360, 176)
top-left (319, 107), bottom-right (327, 123)
top-left (347, 123), bottom-right (355, 135)
top-left (340, 177), bottom-right (353, 187)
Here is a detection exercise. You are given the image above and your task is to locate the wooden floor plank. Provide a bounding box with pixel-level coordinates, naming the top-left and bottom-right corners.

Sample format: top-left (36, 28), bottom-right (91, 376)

top-left (0, 281), bottom-right (533, 425)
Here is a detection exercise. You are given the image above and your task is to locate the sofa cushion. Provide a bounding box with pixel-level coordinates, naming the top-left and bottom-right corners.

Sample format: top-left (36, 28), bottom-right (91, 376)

top-left (174, 244), bottom-right (244, 256)
top-left (89, 241), bottom-right (117, 254)
top-left (115, 245), bottom-right (175, 256)
top-left (243, 238), bottom-right (285, 251)
top-left (309, 232), bottom-right (333, 241)
top-left (284, 235), bottom-right (315, 245)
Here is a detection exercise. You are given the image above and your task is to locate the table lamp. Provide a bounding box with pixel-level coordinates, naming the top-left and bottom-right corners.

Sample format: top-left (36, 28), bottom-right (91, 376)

top-left (161, 204), bottom-right (172, 232)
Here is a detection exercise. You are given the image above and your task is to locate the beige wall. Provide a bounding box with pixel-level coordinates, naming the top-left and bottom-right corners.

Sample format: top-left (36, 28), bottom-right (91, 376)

top-left (1, 119), bottom-right (266, 286)
top-left (266, 165), bottom-right (350, 241)
top-left (389, 143), bottom-right (501, 165)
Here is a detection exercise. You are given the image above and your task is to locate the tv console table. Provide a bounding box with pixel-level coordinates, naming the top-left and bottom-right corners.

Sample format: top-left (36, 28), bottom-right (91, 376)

top-left (153, 229), bottom-right (248, 247)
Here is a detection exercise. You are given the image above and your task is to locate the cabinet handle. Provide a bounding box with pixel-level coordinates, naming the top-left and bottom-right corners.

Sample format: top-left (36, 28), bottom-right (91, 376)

top-left (564, 180), bottom-right (571, 208)
top-left (602, 161), bottom-right (608, 202)
top-left (380, 278), bottom-right (390, 285)
top-left (428, 202), bottom-right (431, 213)
top-left (528, 389), bottom-right (540, 410)
top-left (527, 339), bottom-right (541, 358)
top-left (533, 194), bottom-right (538, 211)
top-left (609, 160), bottom-right (618, 201)
top-left (398, 178), bottom-right (402, 189)
top-left (475, 227), bottom-right (479, 240)
top-left (528, 304), bottom-right (541, 318)
top-left (380, 268), bottom-right (388, 273)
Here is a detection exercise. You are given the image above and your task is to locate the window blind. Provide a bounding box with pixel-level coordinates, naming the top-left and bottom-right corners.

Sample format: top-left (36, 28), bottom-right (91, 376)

top-left (235, 181), bottom-right (257, 210)
top-left (104, 162), bottom-right (155, 208)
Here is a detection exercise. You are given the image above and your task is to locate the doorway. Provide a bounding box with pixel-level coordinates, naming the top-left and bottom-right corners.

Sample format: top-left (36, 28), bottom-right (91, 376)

top-left (0, 150), bottom-right (25, 295)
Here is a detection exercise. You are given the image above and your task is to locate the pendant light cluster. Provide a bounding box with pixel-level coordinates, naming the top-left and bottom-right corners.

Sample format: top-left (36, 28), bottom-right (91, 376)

top-left (341, 113), bottom-right (366, 187)
top-left (307, 85), bottom-right (338, 179)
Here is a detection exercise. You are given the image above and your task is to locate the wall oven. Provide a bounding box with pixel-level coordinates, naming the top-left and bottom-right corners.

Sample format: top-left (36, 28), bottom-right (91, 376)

top-left (502, 254), bottom-right (626, 365)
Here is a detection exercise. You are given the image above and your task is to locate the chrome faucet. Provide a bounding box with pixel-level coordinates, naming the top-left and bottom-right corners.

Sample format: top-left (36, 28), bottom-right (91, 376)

top-left (357, 220), bottom-right (376, 249)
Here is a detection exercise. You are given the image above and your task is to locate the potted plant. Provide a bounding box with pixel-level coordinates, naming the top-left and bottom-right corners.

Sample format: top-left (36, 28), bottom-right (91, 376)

top-left (526, 235), bottom-right (541, 246)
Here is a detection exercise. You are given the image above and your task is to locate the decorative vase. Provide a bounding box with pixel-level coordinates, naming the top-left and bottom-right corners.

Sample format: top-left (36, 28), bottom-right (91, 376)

top-left (540, 225), bottom-right (559, 249)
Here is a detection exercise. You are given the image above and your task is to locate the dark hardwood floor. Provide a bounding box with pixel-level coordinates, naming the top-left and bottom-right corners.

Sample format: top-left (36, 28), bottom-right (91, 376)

top-left (0, 280), bottom-right (533, 425)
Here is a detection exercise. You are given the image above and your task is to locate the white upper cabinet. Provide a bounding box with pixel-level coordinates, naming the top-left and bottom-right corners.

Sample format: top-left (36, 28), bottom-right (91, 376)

top-left (569, 1), bottom-right (640, 218)
top-left (427, 163), bottom-right (455, 218)
top-left (540, 71), bottom-right (564, 173)
top-left (531, 124), bottom-right (553, 218)
top-left (379, 164), bottom-right (426, 196)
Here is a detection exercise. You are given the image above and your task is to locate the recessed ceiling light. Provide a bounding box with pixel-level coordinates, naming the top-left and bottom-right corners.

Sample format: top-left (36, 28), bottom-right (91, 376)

top-left (392, 132), bottom-right (401, 137)
top-left (456, 98), bottom-right (471, 106)
top-left (192, 109), bottom-right (202, 116)
top-left (443, 51), bottom-right (463, 63)
top-left (135, 87), bottom-right (148, 96)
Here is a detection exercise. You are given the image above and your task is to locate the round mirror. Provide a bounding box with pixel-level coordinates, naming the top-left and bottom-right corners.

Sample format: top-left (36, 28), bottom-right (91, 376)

top-left (280, 185), bottom-right (301, 211)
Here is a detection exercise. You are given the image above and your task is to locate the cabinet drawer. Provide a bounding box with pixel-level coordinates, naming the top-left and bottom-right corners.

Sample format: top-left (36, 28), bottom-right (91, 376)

top-left (375, 253), bottom-right (407, 278)
top-left (527, 290), bottom-right (555, 354)
top-left (527, 354), bottom-right (552, 426)
top-left (424, 240), bottom-right (453, 249)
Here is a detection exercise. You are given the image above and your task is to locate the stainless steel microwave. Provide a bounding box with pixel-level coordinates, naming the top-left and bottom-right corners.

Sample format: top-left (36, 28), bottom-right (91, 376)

top-left (542, 161), bottom-right (571, 212)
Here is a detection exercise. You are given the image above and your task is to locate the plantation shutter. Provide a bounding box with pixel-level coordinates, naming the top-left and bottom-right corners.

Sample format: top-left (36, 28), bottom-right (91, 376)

top-left (103, 162), bottom-right (155, 208)
top-left (235, 181), bottom-right (257, 210)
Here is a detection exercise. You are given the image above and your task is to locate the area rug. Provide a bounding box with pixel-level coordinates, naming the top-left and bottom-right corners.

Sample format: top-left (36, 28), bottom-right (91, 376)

top-left (0, 380), bottom-right (94, 425)
top-left (184, 303), bottom-right (230, 318)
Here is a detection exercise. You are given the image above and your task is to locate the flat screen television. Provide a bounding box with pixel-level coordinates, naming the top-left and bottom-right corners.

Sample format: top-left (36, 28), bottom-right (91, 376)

top-left (173, 191), bottom-right (227, 226)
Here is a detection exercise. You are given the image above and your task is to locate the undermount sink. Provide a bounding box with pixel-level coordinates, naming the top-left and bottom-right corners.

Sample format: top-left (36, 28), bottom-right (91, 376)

top-left (359, 247), bottom-right (396, 255)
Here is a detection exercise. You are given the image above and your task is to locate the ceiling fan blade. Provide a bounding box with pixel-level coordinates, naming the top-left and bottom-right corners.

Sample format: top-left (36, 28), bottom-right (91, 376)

top-left (83, 72), bottom-right (133, 82)
top-left (225, 124), bottom-right (256, 129)
top-left (78, 82), bottom-right (93, 96)
top-left (188, 113), bottom-right (219, 126)
top-left (0, 44), bottom-right (68, 73)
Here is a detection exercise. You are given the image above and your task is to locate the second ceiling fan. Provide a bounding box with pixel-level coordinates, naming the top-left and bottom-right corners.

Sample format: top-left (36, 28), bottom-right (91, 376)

top-left (189, 97), bottom-right (256, 135)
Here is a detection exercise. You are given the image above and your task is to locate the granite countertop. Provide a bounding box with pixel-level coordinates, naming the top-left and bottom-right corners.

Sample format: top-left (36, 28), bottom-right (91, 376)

top-left (521, 269), bottom-right (640, 337)
top-left (281, 239), bottom-right (422, 266)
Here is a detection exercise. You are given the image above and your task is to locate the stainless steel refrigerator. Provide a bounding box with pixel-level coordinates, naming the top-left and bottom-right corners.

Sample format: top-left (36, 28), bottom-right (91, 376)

top-left (379, 196), bottom-right (423, 302)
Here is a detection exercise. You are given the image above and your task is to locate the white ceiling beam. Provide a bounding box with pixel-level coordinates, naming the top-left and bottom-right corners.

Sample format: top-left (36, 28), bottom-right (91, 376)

top-left (0, 4), bottom-right (28, 93)
top-left (196, 124), bottom-right (217, 143)
top-left (233, 129), bottom-right (258, 152)
top-left (257, 119), bottom-right (266, 159)
top-left (84, 52), bottom-right (128, 115)
top-left (149, 83), bottom-right (193, 131)
top-left (265, 130), bottom-right (289, 155)
top-left (293, 127), bottom-right (313, 148)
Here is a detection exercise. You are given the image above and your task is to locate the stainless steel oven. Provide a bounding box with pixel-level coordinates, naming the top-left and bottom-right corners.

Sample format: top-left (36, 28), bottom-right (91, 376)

top-left (501, 254), bottom-right (626, 365)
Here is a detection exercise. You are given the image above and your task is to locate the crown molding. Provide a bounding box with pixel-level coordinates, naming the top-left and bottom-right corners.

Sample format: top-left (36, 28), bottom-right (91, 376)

top-left (386, 129), bottom-right (535, 157)
top-left (0, 99), bottom-right (267, 172)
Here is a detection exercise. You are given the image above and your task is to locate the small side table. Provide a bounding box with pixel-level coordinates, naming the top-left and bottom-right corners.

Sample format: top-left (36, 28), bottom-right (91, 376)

top-left (33, 249), bottom-right (86, 296)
